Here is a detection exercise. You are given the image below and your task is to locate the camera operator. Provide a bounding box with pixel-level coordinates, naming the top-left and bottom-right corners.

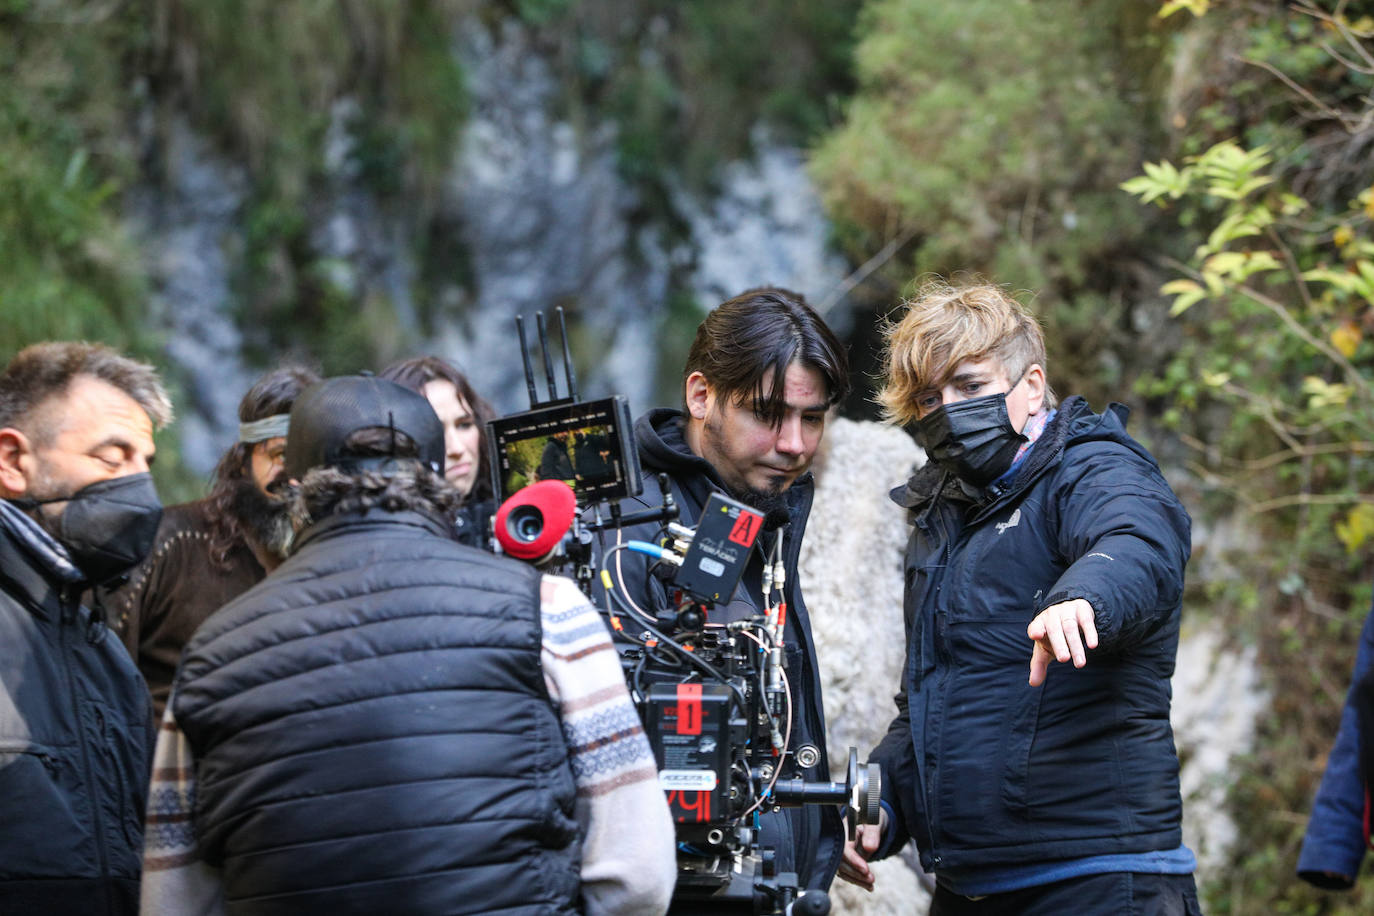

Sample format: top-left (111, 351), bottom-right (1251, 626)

top-left (603, 288), bottom-right (851, 908)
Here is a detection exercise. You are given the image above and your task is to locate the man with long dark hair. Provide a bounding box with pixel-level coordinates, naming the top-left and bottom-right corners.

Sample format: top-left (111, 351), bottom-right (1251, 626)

top-left (604, 287), bottom-right (852, 908)
top-left (108, 366), bottom-right (318, 716)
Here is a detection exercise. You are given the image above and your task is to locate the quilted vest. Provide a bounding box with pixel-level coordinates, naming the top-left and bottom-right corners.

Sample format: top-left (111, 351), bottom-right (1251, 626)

top-left (173, 511), bottom-right (582, 915)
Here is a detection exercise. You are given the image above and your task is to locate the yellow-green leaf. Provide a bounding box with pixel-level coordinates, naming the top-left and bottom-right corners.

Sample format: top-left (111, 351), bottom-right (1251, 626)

top-left (1159, 0), bottom-right (1210, 18)
top-left (1201, 370), bottom-right (1231, 387)
top-left (1331, 319), bottom-right (1362, 357)
top-left (1301, 375), bottom-right (1354, 409)
top-left (1201, 269), bottom-right (1226, 298)
top-left (1336, 503), bottom-right (1374, 554)
top-left (1161, 279), bottom-right (1205, 315)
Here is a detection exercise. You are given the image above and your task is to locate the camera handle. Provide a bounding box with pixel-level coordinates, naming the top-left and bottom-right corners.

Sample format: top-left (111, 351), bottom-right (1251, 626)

top-left (769, 749), bottom-right (882, 842)
top-left (587, 473), bottom-right (680, 532)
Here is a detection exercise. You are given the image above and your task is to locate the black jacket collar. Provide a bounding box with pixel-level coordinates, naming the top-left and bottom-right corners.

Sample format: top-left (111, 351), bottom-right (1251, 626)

top-left (0, 499), bottom-right (84, 620)
top-left (293, 508), bottom-right (455, 554)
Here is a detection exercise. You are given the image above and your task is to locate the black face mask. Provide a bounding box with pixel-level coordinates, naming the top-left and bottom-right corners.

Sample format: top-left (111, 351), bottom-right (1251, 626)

top-left (21, 473), bottom-right (163, 586)
top-left (913, 392), bottom-right (1028, 487)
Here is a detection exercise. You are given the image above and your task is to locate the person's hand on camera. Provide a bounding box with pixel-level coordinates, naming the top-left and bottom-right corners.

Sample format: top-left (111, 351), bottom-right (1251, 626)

top-left (1027, 598), bottom-right (1098, 687)
top-left (837, 807), bottom-right (888, 891)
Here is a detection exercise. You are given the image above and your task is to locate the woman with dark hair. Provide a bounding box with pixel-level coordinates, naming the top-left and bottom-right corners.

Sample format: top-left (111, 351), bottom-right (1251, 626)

top-left (380, 355), bottom-right (496, 549)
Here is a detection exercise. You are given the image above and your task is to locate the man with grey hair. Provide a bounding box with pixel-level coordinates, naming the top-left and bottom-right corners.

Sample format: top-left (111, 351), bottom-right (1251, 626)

top-left (142, 375), bottom-right (675, 916)
top-left (0, 341), bottom-right (172, 915)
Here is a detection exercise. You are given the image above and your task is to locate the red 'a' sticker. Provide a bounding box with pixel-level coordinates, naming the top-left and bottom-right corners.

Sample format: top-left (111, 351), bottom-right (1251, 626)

top-left (676, 683), bottom-right (703, 735)
top-left (728, 510), bottom-right (762, 547)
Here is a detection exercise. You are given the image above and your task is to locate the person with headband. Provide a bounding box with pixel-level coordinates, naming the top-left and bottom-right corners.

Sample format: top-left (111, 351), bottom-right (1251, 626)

top-left (106, 365), bottom-right (319, 717)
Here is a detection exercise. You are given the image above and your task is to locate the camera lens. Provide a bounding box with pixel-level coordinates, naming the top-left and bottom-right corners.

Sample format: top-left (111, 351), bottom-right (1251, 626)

top-left (508, 505), bottom-right (545, 543)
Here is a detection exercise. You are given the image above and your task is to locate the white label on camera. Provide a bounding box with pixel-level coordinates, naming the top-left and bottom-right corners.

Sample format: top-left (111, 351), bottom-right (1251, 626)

top-left (660, 769), bottom-right (718, 791)
top-left (697, 557), bottom-right (725, 577)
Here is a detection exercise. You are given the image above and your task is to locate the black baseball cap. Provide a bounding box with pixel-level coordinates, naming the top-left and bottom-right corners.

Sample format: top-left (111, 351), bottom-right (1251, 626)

top-left (283, 375), bottom-right (445, 479)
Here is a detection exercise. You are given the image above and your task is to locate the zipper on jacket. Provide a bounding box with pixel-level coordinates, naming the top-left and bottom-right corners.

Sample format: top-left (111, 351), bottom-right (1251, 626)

top-left (909, 506), bottom-right (954, 867)
top-left (0, 741), bottom-right (60, 777)
top-left (927, 508), bottom-right (962, 871)
top-left (59, 584), bottom-right (112, 910)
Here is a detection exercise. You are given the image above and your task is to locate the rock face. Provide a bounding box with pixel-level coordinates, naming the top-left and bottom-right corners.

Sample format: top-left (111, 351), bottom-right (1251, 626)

top-left (439, 18), bottom-right (668, 414)
top-left (799, 417), bottom-right (1265, 912)
top-left (1172, 622), bottom-right (1267, 875)
top-left (126, 120), bottom-right (255, 475)
top-left (134, 15), bottom-right (850, 469)
top-left (679, 134), bottom-right (850, 314)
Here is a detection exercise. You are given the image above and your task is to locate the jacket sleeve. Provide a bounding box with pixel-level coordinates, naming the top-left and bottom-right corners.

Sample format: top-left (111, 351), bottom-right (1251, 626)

top-left (868, 678), bottom-right (916, 859)
top-left (867, 542), bottom-right (919, 860)
top-left (140, 701), bottom-right (227, 916)
top-left (1041, 442), bottom-right (1191, 654)
top-left (1297, 602), bottom-right (1374, 889)
top-left (540, 575), bottom-right (676, 915)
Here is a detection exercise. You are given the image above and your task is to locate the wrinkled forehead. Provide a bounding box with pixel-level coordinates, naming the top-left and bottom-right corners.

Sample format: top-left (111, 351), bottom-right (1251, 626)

top-left (31, 376), bottom-right (153, 445)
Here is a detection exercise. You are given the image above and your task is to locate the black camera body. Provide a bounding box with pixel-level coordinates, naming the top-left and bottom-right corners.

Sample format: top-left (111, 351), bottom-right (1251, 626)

top-left (609, 499), bottom-right (879, 914)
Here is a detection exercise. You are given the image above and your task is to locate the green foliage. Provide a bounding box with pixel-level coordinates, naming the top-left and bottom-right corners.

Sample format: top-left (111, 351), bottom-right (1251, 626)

top-left (1123, 14), bottom-right (1373, 557)
top-left (0, 1), bottom-right (202, 503)
top-left (150, 0), bottom-right (470, 370)
top-left (538, 0), bottom-right (862, 190)
top-left (1126, 2), bottom-right (1374, 910)
top-left (810, 0), bottom-right (1175, 405)
top-left (0, 1), bottom-right (149, 350)
top-left (152, 0), bottom-right (466, 208)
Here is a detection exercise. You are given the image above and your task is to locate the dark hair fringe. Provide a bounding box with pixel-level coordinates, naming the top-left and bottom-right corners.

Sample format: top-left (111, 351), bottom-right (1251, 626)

top-left (683, 287), bottom-right (850, 425)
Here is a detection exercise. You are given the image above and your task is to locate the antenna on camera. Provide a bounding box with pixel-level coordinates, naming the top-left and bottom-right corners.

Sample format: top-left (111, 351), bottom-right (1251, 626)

top-left (516, 308), bottom-right (578, 409)
top-left (515, 315), bottom-right (540, 408)
top-left (558, 307), bottom-right (579, 402)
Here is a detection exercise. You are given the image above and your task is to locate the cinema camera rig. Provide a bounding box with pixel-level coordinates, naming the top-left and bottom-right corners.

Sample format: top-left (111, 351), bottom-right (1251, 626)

top-left (484, 311), bottom-right (881, 916)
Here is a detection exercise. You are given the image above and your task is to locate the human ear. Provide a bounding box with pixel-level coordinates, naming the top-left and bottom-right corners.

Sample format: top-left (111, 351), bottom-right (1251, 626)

top-left (0, 428), bottom-right (33, 498)
top-left (684, 371), bottom-right (713, 421)
top-left (1023, 364), bottom-right (1047, 416)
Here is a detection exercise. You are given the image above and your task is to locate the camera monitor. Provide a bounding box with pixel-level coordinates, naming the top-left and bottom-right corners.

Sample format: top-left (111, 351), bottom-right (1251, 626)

top-left (487, 395), bottom-right (643, 505)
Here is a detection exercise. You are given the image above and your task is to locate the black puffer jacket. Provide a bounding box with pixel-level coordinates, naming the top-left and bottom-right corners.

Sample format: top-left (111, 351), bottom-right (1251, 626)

top-left (173, 510), bottom-right (582, 916)
top-left (0, 501), bottom-right (153, 916)
top-left (871, 397), bottom-right (1192, 874)
top-left (603, 409), bottom-right (844, 894)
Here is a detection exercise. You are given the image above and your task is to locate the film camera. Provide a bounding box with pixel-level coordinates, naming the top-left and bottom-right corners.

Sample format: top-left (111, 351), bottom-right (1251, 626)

top-left (485, 311), bottom-right (881, 915)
